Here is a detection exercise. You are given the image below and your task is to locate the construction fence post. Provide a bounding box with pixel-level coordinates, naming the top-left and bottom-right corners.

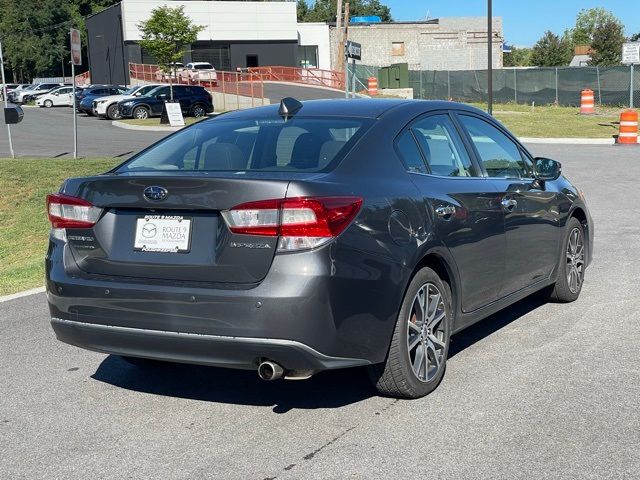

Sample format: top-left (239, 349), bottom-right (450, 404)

top-left (596, 66), bottom-right (602, 105)
top-left (555, 67), bottom-right (559, 105)
top-left (513, 68), bottom-right (517, 104)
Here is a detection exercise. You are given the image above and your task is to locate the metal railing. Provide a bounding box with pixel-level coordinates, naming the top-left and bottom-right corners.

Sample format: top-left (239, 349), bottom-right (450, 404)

top-left (128, 63), bottom-right (266, 110)
top-left (247, 66), bottom-right (346, 90)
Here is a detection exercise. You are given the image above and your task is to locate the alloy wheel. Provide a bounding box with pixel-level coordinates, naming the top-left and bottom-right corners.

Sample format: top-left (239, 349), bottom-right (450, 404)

top-left (406, 283), bottom-right (448, 382)
top-left (192, 106), bottom-right (205, 117)
top-left (566, 227), bottom-right (585, 294)
top-left (134, 107), bottom-right (149, 120)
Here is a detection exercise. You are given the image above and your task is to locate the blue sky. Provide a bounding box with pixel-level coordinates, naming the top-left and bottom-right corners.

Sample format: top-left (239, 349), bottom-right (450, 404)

top-left (387, 1), bottom-right (640, 46)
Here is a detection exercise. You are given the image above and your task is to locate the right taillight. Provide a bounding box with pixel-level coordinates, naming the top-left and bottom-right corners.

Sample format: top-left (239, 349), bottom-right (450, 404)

top-left (222, 196), bottom-right (362, 252)
top-left (46, 193), bottom-right (102, 229)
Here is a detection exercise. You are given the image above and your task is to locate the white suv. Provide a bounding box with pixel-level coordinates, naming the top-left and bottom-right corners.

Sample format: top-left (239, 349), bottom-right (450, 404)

top-left (181, 62), bottom-right (217, 84)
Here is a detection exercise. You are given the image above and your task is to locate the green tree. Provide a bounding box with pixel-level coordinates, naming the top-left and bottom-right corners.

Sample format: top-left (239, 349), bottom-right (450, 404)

top-left (297, 0), bottom-right (310, 22)
top-left (630, 32), bottom-right (640, 42)
top-left (530, 31), bottom-right (573, 67)
top-left (589, 19), bottom-right (625, 66)
top-left (137, 5), bottom-right (204, 100)
top-left (570, 8), bottom-right (622, 46)
top-left (504, 47), bottom-right (533, 67)
top-left (300, 0), bottom-right (392, 23)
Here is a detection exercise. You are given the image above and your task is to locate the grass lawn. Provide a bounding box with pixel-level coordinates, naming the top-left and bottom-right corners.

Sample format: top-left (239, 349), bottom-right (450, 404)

top-left (0, 158), bottom-right (119, 296)
top-left (470, 103), bottom-right (621, 138)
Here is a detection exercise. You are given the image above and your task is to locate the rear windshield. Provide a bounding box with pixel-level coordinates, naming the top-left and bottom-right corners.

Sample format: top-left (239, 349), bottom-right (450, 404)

top-left (117, 117), bottom-right (373, 173)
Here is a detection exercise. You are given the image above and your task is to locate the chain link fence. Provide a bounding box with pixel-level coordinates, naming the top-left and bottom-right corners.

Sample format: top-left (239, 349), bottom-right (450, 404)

top-left (355, 65), bottom-right (640, 107)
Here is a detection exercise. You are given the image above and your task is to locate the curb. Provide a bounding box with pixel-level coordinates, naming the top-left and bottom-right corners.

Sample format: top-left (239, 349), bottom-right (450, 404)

top-left (521, 137), bottom-right (623, 145)
top-left (111, 120), bottom-right (183, 132)
top-left (0, 286), bottom-right (46, 303)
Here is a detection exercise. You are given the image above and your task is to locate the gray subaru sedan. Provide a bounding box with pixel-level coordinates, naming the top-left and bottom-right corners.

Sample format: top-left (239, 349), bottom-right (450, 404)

top-left (46, 98), bottom-right (593, 399)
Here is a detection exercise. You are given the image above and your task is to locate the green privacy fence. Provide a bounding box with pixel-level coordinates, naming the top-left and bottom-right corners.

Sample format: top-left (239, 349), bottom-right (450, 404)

top-left (355, 65), bottom-right (640, 107)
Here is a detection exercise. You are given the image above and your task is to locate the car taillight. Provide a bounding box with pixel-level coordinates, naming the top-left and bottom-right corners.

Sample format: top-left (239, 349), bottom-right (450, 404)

top-left (46, 193), bottom-right (102, 229)
top-left (222, 196), bottom-right (363, 252)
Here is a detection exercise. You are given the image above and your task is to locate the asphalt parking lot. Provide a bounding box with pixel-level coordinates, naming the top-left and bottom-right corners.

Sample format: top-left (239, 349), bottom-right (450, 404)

top-left (1, 144), bottom-right (639, 479)
top-left (0, 83), bottom-right (346, 158)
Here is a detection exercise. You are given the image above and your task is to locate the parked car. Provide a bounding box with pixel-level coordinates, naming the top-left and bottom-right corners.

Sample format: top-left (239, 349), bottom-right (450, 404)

top-left (16, 83), bottom-right (64, 103)
top-left (46, 99), bottom-right (593, 399)
top-left (117, 85), bottom-right (213, 120)
top-left (77, 86), bottom-right (127, 115)
top-left (93, 84), bottom-right (164, 120)
top-left (155, 63), bottom-right (184, 82)
top-left (36, 86), bottom-right (75, 108)
top-left (0, 84), bottom-right (20, 100)
top-left (180, 62), bottom-right (217, 84)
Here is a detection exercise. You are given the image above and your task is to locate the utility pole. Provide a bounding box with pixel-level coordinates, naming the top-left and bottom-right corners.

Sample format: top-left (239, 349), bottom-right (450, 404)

top-left (336, 0), bottom-right (343, 72)
top-left (0, 38), bottom-right (16, 159)
top-left (344, 2), bottom-right (350, 98)
top-left (487, 0), bottom-right (493, 115)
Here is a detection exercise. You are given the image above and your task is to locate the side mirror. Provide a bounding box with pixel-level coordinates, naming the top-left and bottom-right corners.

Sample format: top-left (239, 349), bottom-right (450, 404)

top-left (53, 92), bottom-right (59, 96)
top-left (534, 157), bottom-right (562, 181)
top-left (134, 92), bottom-right (141, 97)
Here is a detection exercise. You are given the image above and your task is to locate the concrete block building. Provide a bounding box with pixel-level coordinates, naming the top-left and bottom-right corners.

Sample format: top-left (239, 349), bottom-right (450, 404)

top-left (330, 17), bottom-right (503, 71)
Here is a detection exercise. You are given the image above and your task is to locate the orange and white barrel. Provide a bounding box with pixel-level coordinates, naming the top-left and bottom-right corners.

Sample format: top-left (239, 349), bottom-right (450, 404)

top-left (368, 77), bottom-right (378, 96)
top-left (618, 110), bottom-right (639, 145)
top-left (580, 89), bottom-right (595, 115)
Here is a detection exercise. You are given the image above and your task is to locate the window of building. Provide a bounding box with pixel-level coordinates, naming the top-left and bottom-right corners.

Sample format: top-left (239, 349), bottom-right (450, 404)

top-left (298, 45), bottom-right (319, 69)
top-left (392, 42), bottom-right (405, 56)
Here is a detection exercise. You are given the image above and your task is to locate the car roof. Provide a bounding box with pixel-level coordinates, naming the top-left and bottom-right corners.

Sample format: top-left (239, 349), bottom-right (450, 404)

top-left (218, 98), bottom-right (488, 120)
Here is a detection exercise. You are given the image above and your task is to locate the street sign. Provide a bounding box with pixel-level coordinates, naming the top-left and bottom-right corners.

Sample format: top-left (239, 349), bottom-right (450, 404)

top-left (346, 41), bottom-right (362, 61)
top-left (622, 42), bottom-right (640, 65)
top-left (70, 29), bottom-right (82, 66)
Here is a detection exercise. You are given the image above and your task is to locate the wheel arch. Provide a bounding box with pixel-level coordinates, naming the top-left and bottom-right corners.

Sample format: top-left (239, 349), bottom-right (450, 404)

top-left (408, 249), bottom-right (461, 327)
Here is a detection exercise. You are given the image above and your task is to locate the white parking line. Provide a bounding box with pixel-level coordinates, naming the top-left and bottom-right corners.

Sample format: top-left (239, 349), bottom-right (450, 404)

top-left (0, 286), bottom-right (45, 303)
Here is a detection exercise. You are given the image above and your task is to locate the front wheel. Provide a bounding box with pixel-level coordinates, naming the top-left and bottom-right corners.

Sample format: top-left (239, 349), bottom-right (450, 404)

top-left (43, 99), bottom-right (53, 108)
top-left (106, 103), bottom-right (121, 120)
top-left (369, 267), bottom-right (452, 399)
top-left (547, 217), bottom-right (586, 303)
top-left (132, 106), bottom-right (150, 120)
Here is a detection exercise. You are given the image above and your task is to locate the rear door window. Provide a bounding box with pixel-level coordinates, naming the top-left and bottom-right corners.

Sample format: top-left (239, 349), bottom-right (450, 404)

top-left (118, 117), bottom-right (372, 173)
top-left (410, 114), bottom-right (478, 177)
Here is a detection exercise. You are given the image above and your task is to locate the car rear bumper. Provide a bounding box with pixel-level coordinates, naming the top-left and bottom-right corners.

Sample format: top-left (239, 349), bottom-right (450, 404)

top-left (46, 237), bottom-right (403, 372)
top-left (50, 317), bottom-right (368, 371)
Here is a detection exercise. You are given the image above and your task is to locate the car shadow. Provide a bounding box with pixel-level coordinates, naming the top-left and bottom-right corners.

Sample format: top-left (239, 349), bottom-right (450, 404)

top-left (448, 292), bottom-right (548, 358)
top-left (92, 358), bottom-right (375, 413)
top-left (91, 293), bottom-right (548, 411)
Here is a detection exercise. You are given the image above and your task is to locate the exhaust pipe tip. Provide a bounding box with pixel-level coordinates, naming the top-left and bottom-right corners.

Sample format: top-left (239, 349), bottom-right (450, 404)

top-left (258, 360), bottom-right (284, 381)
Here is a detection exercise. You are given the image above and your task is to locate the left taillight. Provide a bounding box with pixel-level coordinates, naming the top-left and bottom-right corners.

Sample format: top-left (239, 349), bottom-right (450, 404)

top-left (46, 193), bottom-right (102, 229)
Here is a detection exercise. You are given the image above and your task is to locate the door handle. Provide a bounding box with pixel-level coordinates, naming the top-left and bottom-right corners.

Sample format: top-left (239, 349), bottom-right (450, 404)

top-left (501, 198), bottom-right (518, 211)
top-left (435, 205), bottom-right (456, 220)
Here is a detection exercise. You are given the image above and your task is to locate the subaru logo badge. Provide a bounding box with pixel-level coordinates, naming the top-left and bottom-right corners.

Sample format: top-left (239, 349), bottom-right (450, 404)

top-left (143, 186), bottom-right (168, 201)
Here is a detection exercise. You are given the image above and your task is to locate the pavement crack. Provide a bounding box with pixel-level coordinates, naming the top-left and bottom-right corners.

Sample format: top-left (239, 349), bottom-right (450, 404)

top-left (302, 425), bottom-right (357, 461)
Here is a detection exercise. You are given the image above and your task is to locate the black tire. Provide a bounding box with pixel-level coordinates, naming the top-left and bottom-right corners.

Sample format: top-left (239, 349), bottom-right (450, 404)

top-left (120, 356), bottom-right (163, 368)
top-left (368, 267), bottom-right (452, 399)
top-left (132, 106), bottom-right (150, 120)
top-left (547, 217), bottom-right (586, 303)
top-left (106, 103), bottom-right (121, 120)
top-left (191, 103), bottom-right (206, 118)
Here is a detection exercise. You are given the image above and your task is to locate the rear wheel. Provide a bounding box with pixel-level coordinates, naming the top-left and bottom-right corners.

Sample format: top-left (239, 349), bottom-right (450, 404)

top-left (191, 104), bottom-right (206, 118)
top-left (106, 103), bottom-right (121, 120)
top-left (547, 217), bottom-right (586, 303)
top-left (369, 267), bottom-right (452, 399)
top-left (133, 106), bottom-right (150, 120)
top-left (43, 99), bottom-right (53, 108)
